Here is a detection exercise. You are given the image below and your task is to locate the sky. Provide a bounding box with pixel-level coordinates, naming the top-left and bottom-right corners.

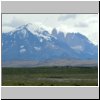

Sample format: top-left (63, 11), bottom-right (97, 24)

top-left (2, 14), bottom-right (99, 45)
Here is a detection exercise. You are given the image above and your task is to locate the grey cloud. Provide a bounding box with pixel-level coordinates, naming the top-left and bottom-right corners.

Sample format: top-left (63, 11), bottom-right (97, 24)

top-left (74, 22), bottom-right (88, 28)
top-left (58, 14), bottom-right (77, 21)
top-left (3, 17), bottom-right (26, 28)
top-left (89, 20), bottom-right (98, 24)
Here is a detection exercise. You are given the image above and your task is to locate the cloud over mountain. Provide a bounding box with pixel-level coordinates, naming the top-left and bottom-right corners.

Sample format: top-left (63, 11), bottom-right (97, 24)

top-left (2, 14), bottom-right (98, 45)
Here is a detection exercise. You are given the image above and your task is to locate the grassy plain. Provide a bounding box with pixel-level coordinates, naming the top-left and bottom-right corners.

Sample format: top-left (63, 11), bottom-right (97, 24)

top-left (2, 66), bottom-right (98, 86)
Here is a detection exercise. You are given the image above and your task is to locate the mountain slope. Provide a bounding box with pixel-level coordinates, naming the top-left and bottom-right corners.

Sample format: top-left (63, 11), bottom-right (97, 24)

top-left (2, 23), bottom-right (98, 62)
top-left (65, 33), bottom-right (98, 59)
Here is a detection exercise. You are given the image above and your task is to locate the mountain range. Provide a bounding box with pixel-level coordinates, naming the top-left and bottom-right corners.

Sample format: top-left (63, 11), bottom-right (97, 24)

top-left (2, 23), bottom-right (98, 67)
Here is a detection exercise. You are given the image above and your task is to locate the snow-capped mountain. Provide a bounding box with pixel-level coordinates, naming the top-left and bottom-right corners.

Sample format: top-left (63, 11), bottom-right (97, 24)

top-left (2, 23), bottom-right (98, 62)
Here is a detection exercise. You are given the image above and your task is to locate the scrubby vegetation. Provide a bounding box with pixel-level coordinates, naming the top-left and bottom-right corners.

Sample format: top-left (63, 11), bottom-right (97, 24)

top-left (2, 66), bottom-right (98, 86)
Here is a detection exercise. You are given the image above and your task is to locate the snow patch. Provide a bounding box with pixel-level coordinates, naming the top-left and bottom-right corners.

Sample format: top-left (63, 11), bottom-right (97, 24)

top-left (20, 45), bottom-right (24, 48)
top-left (40, 38), bottom-right (43, 42)
top-left (26, 23), bottom-right (52, 40)
top-left (71, 45), bottom-right (84, 51)
top-left (26, 23), bottom-right (46, 34)
top-left (20, 48), bottom-right (26, 53)
top-left (20, 29), bottom-right (27, 38)
top-left (34, 47), bottom-right (41, 51)
top-left (39, 34), bottom-right (51, 40)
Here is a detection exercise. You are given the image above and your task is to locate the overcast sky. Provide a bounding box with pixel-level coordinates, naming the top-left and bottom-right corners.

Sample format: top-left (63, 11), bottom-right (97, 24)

top-left (2, 14), bottom-right (99, 45)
